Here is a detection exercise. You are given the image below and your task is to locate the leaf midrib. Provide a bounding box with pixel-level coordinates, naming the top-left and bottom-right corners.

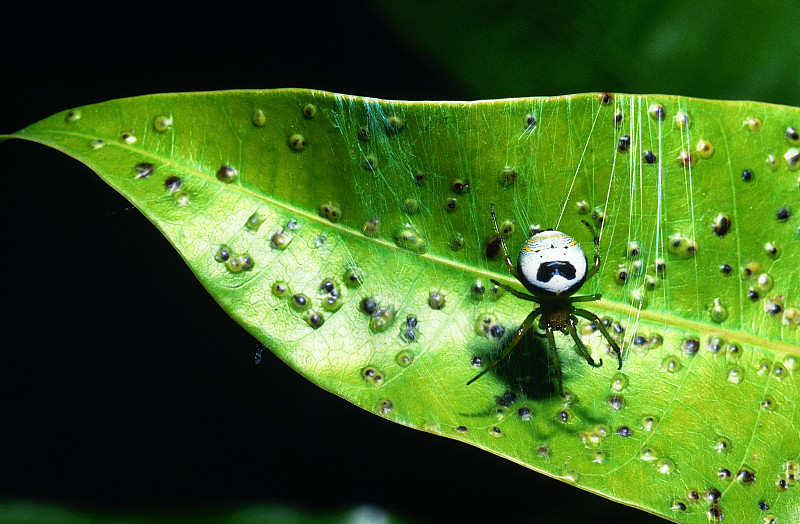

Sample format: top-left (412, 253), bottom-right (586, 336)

top-left (11, 127), bottom-right (799, 357)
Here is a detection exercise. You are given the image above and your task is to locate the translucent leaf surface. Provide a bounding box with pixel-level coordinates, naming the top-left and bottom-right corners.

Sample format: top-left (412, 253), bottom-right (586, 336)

top-left (2, 90), bottom-right (799, 523)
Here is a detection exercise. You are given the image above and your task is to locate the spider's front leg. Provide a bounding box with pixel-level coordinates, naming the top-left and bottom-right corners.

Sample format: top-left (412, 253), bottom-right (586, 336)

top-left (491, 204), bottom-right (518, 278)
top-left (467, 307), bottom-right (541, 386)
top-left (580, 219), bottom-right (601, 281)
top-left (569, 293), bottom-right (602, 303)
top-left (489, 279), bottom-right (537, 302)
top-left (573, 307), bottom-right (623, 370)
top-left (567, 316), bottom-right (603, 368)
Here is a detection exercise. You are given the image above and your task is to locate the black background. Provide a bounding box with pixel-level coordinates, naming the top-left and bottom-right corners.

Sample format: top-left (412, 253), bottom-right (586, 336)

top-left (2, 4), bottom-right (667, 523)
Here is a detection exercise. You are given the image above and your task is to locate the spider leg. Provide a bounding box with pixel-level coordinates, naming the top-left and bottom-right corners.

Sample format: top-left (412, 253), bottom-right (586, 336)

top-left (569, 293), bottom-right (602, 303)
top-left (573, 307), bottom-right (623, 370)
top-left (580, 219), bottom-right (601, 281)
top-left (544, 326), bottom-right (564, 396)
top-left (467, 307), bottom-right (541, 386)
top-left (567, 316), bottom-right (603, 368)
top-left (489, 279), bottom-right (537, 302)
top-left (491, 204), bottom-right (518, 278)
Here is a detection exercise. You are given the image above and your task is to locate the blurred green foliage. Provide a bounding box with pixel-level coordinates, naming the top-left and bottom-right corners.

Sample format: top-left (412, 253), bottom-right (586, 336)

top-left (0, 501), bottom-right (409, 524)
top-left (373, 0), bottom-right (800, 106)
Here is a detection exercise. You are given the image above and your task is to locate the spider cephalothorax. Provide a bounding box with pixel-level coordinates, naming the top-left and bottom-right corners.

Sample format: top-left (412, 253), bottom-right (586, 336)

top-left (468, 205), bottom-right (623, 395)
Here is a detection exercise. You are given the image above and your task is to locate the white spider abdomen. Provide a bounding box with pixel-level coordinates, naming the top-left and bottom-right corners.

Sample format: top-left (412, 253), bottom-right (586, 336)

top-left (517, 231), bottom-right (588, 296)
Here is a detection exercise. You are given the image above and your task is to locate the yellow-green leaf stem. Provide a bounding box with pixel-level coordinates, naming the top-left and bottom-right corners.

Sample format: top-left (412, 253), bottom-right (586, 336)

top-left (3, 90), bottom-right (799, 523)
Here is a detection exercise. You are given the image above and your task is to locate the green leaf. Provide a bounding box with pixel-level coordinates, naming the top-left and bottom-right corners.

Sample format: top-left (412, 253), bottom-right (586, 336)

top-left (3, 89), bottom-right (799, 523)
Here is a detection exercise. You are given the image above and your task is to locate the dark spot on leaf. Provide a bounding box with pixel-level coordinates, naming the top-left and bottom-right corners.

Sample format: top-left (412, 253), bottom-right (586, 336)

top-left (363, 156), bottom-right (377, 171)
top-left (215, 245), bottom-right (231, 262)
top-left (307, 311), bottom-right (323, 328)
top-left (384, 115), bottom-right (404, 135)
top-left (767, 301), bottom-right (782, 316)
top-left (737, 468), bottom-right (756, 483)
top-left (134, 162), bottom-right (154, 179)
top-left (705, 488), bottom-right (721, 503)
top-left (320, 279), bottom-right (335, 293)
top-left (682, 338), bottom-right (699, 354)
top-left (488, 324), bottom-right (506, 340)
top-left (452, 178), bottom-right (469, 193)
top-left (678, 151), bottom-right (695, 168)
top-left (706, 338), bottom-right (723, 353)
top-left (238, 254), bottom-right (254, 271)
top-left (302, 103), bottom-right (317, 119)
top-left (498, 166), bottom-right (517, 187)
top-left (607, 395), bottom-right (623, 410)
top-left (216, 164), bottom-right (236, 182)
top-left (496, 391), bottom-right (517, 407)
top-left (360, 298), bottom-right (377, 315)
top-left (292, 294), bottom-right (307, 307)
top-left (428, 290), bottom-right (445, 310)
top-left (713, 213), bottom-right (731, 237)
top-left (649, 104), bottom-right (665, 120)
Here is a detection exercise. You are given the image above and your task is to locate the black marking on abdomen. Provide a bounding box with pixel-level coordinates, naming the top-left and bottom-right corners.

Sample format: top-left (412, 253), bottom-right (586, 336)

top-left (537, 261), bottom-right (576, 282)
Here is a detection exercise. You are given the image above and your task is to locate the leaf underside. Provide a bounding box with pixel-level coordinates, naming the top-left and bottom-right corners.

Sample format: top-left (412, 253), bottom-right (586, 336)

top-left (4, 89), bottom-right (799, 523)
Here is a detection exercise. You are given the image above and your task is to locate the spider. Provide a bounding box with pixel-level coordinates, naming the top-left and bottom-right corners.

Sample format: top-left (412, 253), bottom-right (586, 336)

top-left (467, 204), bottom-right (623, 395)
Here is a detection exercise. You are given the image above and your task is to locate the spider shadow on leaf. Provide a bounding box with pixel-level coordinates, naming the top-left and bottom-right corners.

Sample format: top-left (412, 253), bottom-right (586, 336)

top-left (477, 325), bottom-right (561, 400)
